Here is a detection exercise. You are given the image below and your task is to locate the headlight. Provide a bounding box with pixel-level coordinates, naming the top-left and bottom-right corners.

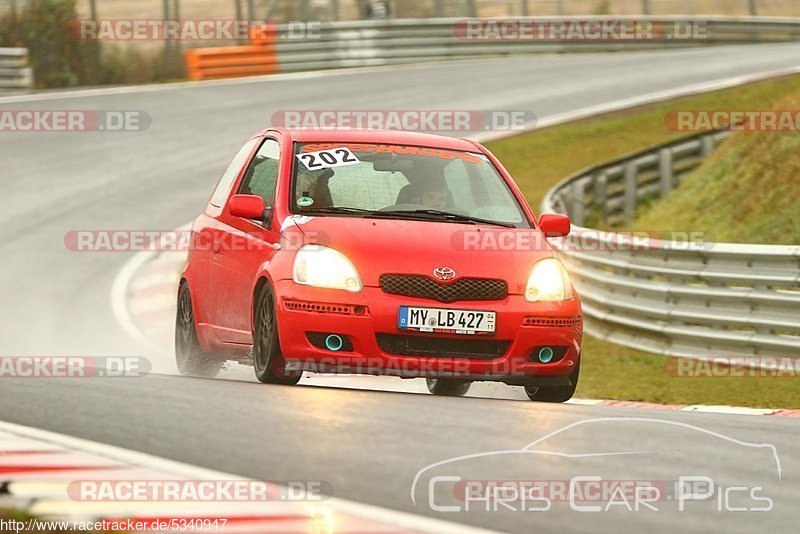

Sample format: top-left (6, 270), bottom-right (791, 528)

top-left (292, 245), bottom-right (363, 292)
top-left (525, 258), bottom-right (573, 302)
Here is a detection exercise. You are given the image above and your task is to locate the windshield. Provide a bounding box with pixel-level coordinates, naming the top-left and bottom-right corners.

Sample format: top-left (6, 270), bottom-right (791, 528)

top-left (290, 142), bottom-right (530, 228)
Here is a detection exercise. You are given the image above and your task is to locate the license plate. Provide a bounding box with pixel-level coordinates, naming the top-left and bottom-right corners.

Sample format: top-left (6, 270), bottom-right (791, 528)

top-left (398, 306), bottom-right (496, 335)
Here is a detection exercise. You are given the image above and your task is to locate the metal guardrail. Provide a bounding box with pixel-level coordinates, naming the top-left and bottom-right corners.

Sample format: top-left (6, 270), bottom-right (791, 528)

top-left (541, 130), bottom-right (800, 360)
top-left (185, 16), bottom-right (800, 78)
top-left (274, 16), bottom-right (800, 72)
top-left (0, 48), bottom-right (33, 90)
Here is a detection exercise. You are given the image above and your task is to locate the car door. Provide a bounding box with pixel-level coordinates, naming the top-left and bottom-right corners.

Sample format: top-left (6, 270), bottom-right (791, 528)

top-left (194, 137), bottom-right (260, 338)
top-left (208, 137), bottom-right (283, 345)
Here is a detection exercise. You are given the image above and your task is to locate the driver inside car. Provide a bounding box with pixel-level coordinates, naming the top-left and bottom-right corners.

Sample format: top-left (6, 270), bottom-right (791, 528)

top-left (417, 181), bottom-right (450, 210)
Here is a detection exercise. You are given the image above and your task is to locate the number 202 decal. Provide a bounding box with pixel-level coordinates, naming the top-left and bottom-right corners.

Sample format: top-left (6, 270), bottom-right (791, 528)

top-left (296, 147), bottom-right (360, 171)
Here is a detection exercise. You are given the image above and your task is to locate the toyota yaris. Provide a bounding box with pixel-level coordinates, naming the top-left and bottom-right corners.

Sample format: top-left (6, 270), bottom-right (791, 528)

top-left (176, 128), bottom-right (582, 402)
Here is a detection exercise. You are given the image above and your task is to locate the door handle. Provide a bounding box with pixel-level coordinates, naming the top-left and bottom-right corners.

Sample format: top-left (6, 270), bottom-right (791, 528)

top-left (212, 241), bottom-right (221, 254)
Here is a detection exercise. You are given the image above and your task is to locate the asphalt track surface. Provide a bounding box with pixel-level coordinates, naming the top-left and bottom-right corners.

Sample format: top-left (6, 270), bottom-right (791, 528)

top-left (2, 44), bottom-right (800, 532)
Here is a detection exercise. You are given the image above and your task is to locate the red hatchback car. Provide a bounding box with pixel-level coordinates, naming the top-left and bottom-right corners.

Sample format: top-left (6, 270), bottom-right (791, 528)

top-left (176, 129), bottom-right (583, 402)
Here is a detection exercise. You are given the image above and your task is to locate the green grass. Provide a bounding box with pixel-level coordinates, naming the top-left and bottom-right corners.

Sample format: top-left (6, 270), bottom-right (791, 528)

top-left (486, 75), bottom-right (800, 409)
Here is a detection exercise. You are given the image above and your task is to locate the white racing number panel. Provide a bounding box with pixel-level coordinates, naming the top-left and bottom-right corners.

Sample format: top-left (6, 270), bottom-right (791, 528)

top-left (296, 147), bottom-right (360, 170)
top-left (398, 306), bottom-right (496, 335)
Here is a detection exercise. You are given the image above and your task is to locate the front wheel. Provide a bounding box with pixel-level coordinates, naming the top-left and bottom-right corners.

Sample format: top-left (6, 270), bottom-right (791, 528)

top-left (253, 284), bottom-right (302, 385)
top-left (175, 283), bottom-right (223, 378)
top-left (524, 361), bottom-right (579, 403)
top-left (426, 378), bottom-right (471, 397)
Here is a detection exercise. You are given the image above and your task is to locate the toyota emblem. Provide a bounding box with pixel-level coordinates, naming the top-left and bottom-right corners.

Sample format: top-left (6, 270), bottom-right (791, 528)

top-left (433, 267), bottom-right (456, 281)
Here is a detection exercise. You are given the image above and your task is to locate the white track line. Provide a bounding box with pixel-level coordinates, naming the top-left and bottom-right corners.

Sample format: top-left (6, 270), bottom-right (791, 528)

top-left (110, 225), bottom-right (191, 355)
top-left (0, 420), bottom-right (501, 534)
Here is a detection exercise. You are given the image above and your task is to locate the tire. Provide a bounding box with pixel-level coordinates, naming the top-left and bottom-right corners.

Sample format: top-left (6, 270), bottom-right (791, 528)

top-left (426, 378), bottom-right (471, 397)
top-left (253, 284), bottom-right (302, 385)
top-left (524, 361), bottom-right (580, 403)
top-left (175, 283), bottom-right (223, 378)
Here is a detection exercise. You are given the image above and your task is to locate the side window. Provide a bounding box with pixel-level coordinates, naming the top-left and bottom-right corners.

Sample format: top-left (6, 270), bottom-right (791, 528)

top-left (209, 138), bottom-right (260, 207)
top-left (239, 139), bottom-right (281, 207)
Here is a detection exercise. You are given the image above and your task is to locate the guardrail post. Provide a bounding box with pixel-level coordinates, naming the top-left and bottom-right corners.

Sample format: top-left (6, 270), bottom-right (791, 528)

top-left (701, 135), bottom-right (715, 157)
top-left (21, 68), bottom-right (33, 89)
top-left (555, 191), bottom-right (569, 215)
top-left (659, 148), bottom-right (674, 196)
top-left (162, 0), bottom-right (172, 65)
top-left (593, 171), bottom-right (608, 222)
top-left (570, 179), bottom-right (587, 227)
top-left (623, 162), bottom-right (638, 221)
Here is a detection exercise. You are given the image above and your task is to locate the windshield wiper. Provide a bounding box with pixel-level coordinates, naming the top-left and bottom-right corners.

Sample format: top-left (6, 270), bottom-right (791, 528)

top-left (381, 209), bottom-right (517, 228)
top-left (301, 206), bottom-right (517, 228)
top-left (301, 206), bottom-right (382, 216)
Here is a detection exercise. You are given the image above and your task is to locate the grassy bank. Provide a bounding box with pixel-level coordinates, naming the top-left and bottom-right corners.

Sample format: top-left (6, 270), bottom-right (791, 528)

top-left (485, 74), bottom-right (800, 408)
top-left (623, 92), bottom-right (800, 244)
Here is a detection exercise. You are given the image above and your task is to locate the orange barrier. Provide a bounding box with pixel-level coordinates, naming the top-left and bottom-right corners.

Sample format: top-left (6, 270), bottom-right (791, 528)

top-left (184, 26), bottom-right (278, 81)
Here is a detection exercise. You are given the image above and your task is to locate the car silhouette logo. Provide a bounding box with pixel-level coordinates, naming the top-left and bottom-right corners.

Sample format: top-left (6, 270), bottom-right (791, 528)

top-left (433, 267), bottom-right (456, 281)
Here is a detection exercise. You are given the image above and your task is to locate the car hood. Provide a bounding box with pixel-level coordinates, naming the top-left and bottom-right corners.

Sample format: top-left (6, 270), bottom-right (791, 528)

top-left (284, 216), bottom-right (555, 293)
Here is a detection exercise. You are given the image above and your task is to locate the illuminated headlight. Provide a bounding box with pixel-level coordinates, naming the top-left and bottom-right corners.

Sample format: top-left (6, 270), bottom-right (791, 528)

top-left (293, 245), bottom-right (363, 292)
top-left (524, 258), bottom-right (573, 302)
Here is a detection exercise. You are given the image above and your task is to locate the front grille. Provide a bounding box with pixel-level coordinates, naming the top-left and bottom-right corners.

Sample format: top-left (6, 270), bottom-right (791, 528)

top-left (376, 334), bottom-right (510, 360)
top-left (379, 274), bottom-right (508, 303)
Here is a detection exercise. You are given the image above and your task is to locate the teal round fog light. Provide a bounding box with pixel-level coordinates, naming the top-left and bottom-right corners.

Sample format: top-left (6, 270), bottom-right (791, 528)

top-left (325, 334), bottom-right (344, 352)
top-left (538, 347), bottom-right (555, 363)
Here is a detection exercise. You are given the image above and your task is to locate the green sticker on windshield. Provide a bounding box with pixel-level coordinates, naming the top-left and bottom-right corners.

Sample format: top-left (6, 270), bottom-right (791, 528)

top-left (297, 197), bottom-right (314, 207)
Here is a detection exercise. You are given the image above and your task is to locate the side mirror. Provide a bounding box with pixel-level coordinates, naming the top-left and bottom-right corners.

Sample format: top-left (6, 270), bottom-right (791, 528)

top-left (229, 194), bottom-right (265, 220)
top-left (539, 213), bottom-right (571, 237)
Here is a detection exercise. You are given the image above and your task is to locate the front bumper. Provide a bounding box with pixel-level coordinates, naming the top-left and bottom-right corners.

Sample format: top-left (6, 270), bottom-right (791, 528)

top-left (274, 280), bottom-right (582, 385)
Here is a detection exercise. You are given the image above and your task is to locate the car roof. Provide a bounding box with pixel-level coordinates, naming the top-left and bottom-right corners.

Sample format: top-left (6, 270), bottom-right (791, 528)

top-left (261, 128), bottom-right (482, 152)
